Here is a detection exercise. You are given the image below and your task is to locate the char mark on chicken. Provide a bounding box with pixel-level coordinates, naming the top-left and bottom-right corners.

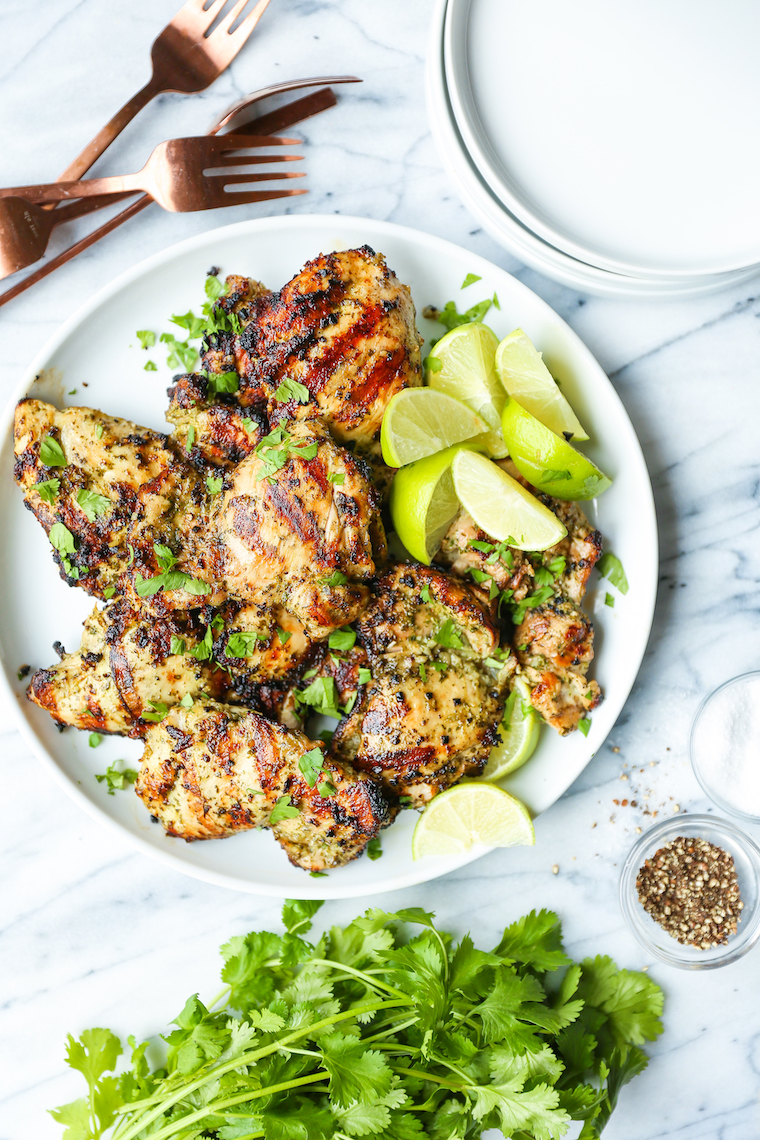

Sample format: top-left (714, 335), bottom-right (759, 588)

top-left (329, 564), bottom-right (513, 807)
top-left (137, 700), bottom-right (395, 870)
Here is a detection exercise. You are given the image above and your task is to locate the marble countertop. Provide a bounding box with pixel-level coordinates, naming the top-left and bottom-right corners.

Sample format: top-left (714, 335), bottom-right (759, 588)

top-left (2, 3), bottom-right (759, 1137)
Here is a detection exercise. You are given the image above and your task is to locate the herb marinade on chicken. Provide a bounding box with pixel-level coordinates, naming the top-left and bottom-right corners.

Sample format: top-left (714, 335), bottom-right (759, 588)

top-left (16, 246), bottom-right (604, 871)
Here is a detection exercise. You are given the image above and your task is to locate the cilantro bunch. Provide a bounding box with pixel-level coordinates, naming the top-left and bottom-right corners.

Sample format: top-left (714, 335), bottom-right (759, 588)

top-left (50, 901), bottom-right (663, 1140)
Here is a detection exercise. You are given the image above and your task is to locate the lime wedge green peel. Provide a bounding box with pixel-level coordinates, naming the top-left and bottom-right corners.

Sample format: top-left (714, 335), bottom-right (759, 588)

top-left (481, 680), bottom-right (541, 781)
top-left (426, 322), bottom-right (507, 457)
top-left (381, 388), bottom-right (486, 467)
top-left (495, 328), bottom-right (588, 441)
top-left (501, 397), bottom-right (612, 501)
top-left (389, 444), bottom-right (469, 564)
top-left (412, 782), bottom-right (535, 857)
top-left (452, 449), bottom-right (567, 550)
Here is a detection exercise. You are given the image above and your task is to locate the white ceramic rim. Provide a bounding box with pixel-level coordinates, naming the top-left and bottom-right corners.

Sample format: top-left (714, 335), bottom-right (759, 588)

top-left (0, 213), bottom-right (658, 897)
top-left (443, 0), bottom-right (760, 281)
top-left (690, 671), bottom-right (760, 824)
top-left (428, 0), bottom-right (760, 298)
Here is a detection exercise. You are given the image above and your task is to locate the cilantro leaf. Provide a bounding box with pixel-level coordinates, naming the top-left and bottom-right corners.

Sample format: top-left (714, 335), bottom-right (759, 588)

top-left (206, 370), bottom-right (239, 396)
top-left (144, 360), bottom-right (157, 371)
top-left (270, 796), bottom-right (300, 824)
top-left (328, 626), bottom-right (356, 652)
top-left (358, 667), bottom-right (372, 685)
top-left (276, 627), bottom-right (292, 645)
top-left (327, 472), bottom-right (345, 485)
top-left (282, 898), bottom-right (324, 935)
top-left (226, 630), bottom-right (268, 658)
top-left (295, 676), bottom-right (342, 720)
top-left (141, 700), bottom-right (170, 723)
top-left (50, 522), bottom-right (76, 555)
top-left (321, 1031), bottom-right (393, 1107)
top-left (206, 475), bottom-right (223, 495)
top-left (205, 273), bottom-right (227, 301)
top-left (298, 746), bottom-right (325, 788)
top-left (76, 488), bottom-right (111, 522)
top-left (273, 377), bottom-right (310, 404)
top-left (325, 570), bottom-right (347, 587)
top-left (136, 329), bottom-right (155, 349)
top-left (40, 435), bottom-right (67, 467)
top-left (461, 272), bottom-right (482, 288)
top-left (36, 477), bottom-right (60, 504)
top-left (366, 837), bottom-right (383, 860)
top-left (495, 909), bottom-right (572, 973)
top-left (95, 763), bottom-right (138, 795)
top-left (435, 617), bottom-right (464, 649)
top-left (160, 332), bottom-right (198, 373)
top-left (428, 296), bottom-right (493, 332)
top-left (597, 552), bottom-right (629, 595)
top-left (170, 309), bottom-right (207, 339)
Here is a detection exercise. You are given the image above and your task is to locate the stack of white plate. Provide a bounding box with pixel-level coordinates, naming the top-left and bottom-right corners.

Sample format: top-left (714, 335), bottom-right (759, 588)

top-left (428, 0), bottom-right (760, 298)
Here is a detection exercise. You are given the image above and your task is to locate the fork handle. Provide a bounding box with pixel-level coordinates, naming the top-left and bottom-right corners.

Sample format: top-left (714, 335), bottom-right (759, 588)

top-left (0, 173), bottom-right (144, 204)
top-left (56, 77), bottom-right (162, 183)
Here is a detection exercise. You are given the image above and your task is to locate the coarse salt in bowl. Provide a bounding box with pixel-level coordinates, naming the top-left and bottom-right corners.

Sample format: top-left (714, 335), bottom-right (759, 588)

top-left (619, 815), bottom-right (760, 969)
top-left (690, 671), bottom-right (760, 822)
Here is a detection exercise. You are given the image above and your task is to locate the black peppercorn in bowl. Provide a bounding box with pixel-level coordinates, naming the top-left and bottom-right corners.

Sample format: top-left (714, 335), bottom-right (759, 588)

top-left (619, 815), bottom-right (760, 969)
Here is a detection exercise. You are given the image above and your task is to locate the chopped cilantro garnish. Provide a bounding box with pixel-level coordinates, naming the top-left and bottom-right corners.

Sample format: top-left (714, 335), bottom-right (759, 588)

top-left (95, 425), bottom-right (104, 440)
top-left (136, 329), bottom-right (155, 350)
top-left (492, 291), bottom-right (501, 310)
top-left (142, 700), bottom-right (170, 723)
top-left (428, 296), bottom-right (493, 332)
top-left (425, 354), bottom-right (443, 372)
top-left (327, 472), bottom-right (345, 485)
top-left (206, 475), bottom-right (223, 495)
top-left (461, 272), bottom-right (482, 289)
top-left (358, 667), bottom-right (372, 685)
top-left (366, 837), bottom-right (383, 860)
top-left (325, 570), bottom-right (347, 587)
top-left (170, 310), bottom-right (207, 339)
top-left (103, 586), bottom-right (116, 600)
top-left (296, 676), bottom-right (342, 720)
top-left (39, 435), bottom-right (67, 467)
top-left (298, 747), bottom-right (325, 788)
top-left (598, 552), bottom-right (629, 595)
top-left (144, 360), bottom-right (157, 371)
top-left (255, 426), bottom-right (318, 481)
top-left (76, 488), bottom-right (111, 522)
top-left (309, 870), bottom-right (328, 877)
top-left (435, 617), bottom-right (464, 649)
top-left (206, 370), bottom-right (239, 396)
top-left (134, 541), bottom-right (209, 598)
top-left (36, 478), bottom-right (60, 505)
top-left (342, 691), bottom-right (357, 715)
top-left (95, 762), bottom-right (138, 794)
top-left (419, 583), bottom-right (432, 604)
top-left (328, 627), bottom-right (356, 653)
top-left (49, 521), bottom-right (76, 555)
top-left (318, 781), bottom-right (337, 798)
top-left (186, 426), bottom-right (195, 452)
top-left (205, 273), bottom-right (227, 302)
top-left (541, 468), bottom-right (572, 482)
top-left (276, 627), bottom-right (292, 645)
top-left (419, 662), bottom-right (427, 682)
top-left (179, 693), bottom-right (194, 708)
top-left (269, 796), bottom-right (300, 823)
top-left (605, 592), bottom-right (615, 607)
top-left (578, 717), bottom-right (591, 736)
top-left (160, 332), bottom-right (198, 373)
top-left (273, 377), bottom-right (310, 404)
top-left (226, 631), bottom-right (268, 657)
top-left (88, 733), bottom-right (103, 748)
top-left (170, 635), bottom-right (186, 656)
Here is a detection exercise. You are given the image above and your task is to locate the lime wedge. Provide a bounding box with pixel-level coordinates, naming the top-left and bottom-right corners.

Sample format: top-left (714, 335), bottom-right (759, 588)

top-left (451, 449), bottom-right (567, 550)
top-left (380, 388), bottom-right (486, 467)
top-left (481, 680), bottom-right (541, 781)
top-left (495, 328), bottom-right (588, 441)
top-left (501, 397), bottom-right (612, 502)
top-left (389, 443), bottom-right (472, 564)
top-left (426, 322), bottom-right (507, 457)
top-left (412, 782), bottom-right (535, 857)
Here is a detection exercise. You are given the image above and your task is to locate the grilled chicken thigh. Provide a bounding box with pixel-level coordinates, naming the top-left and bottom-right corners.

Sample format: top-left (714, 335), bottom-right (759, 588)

top-left (15, 402), bottom-right (386, 637)
top-left (27, 601), bottom-right (228, 737)
top-left (137, 700), bottom-right (394, 870)
top-left (330, 564), bottom-right (513, 807)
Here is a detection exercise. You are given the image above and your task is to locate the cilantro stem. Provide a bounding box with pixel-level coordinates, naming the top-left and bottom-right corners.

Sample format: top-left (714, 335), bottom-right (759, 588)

top-left (114, 998), bottom-right (410, 1139)
top-left (394, 1066), bottom-right (465, 1090)
top-left (360, 1015), bottom-right (420, 1044)
top-left (308, 958), bottom-right (410, 1000)
top-left (134, 1072), bottom-right (330, 1140)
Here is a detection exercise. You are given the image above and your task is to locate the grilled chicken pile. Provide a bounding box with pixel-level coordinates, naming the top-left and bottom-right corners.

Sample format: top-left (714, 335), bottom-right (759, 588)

top-left (16, 245), bottom-right (603, 872)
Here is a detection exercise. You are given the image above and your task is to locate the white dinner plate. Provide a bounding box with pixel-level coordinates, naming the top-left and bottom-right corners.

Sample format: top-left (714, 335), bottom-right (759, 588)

top-left (444, 0), bottom-right (760, 279)
top-left (427, 0), bottom-right (760, 299)
top-left (0, 214), bottom-right (657, 898)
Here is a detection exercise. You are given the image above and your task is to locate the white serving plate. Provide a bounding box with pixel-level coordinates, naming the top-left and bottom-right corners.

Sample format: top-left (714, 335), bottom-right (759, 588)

top-left (444, 0), bottom-right (760, 279)
top-left (0, 214), bottom-right (657, 898)
top-left (428, 0), bottom-right (760, 298)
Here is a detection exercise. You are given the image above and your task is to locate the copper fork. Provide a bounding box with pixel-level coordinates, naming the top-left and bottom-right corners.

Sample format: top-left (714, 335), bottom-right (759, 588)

top-left (0, 0), bottom-right (275, 275)
top-left (58, 0), bottom-right (276, 182)
top-left (0, 135), bottom-right (306, 213)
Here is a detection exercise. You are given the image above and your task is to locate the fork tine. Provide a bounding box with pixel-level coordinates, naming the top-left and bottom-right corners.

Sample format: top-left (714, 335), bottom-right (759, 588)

top-left (208, 134), bottom-right (302, 151)
top-left (222, 187), bottom-right (308, 203)
top-left (216, 171), bottom-right (307, 184)
top-left (212, 0), bottom-right (274, 41)
top-left (209, 151), bottom-right (303, 166)
top-left (172, 0), bottom-right (227, 37)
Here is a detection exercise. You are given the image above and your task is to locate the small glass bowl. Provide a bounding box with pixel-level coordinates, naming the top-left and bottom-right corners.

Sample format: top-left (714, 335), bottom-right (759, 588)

top-left (619, 814), bottom-right (760, 969)
top-left (690, 670), bottom-right (760, 823)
